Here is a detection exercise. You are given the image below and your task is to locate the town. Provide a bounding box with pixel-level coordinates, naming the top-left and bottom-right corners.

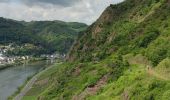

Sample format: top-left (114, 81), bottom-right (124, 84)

top-left (0, 45), bottom-right (65, 66)
top-left (0, 47), bottom-right (29, 65)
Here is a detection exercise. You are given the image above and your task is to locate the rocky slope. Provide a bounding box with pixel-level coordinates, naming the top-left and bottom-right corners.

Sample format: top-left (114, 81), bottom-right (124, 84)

top-left (21, 0), bottom-right (170, 100)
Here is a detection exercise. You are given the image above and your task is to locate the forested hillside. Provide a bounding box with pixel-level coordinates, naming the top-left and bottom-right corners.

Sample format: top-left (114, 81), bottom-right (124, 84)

top-left (0, 17), bottom-right (87, 55)
top-left (21, 0), bottom-right (170, 99)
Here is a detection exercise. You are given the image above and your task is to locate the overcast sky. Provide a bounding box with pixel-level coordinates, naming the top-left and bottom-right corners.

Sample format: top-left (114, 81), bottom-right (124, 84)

top-left (0, 0), bottom-right (124, 24)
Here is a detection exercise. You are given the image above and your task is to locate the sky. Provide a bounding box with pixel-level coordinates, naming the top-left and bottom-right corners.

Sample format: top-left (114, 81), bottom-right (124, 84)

top-left (0, 0), bottom-right (124, 24)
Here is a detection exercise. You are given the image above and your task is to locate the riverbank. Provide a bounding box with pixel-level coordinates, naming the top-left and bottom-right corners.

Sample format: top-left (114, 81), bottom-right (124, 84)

top-left (0, 60), bottom-right (54, 100)
top-left (11, 62), bottom-right (62, 100)
top-left (0, 64), bottom-right (13, 70)
top-left (8, 74), bottom-right (35, 100)
top-left (0, 57), bottom-right (48, 71)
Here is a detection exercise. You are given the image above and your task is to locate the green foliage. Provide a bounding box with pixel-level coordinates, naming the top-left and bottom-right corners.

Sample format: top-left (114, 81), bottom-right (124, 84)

top-left (107, 55), bottom-right (129, 81)
top-left (134, 30), bottom-right (160, 48)
top-left (145, 36), bottom-right (170, 66)
top-left (87, 65), bottom-right (170, 100)
top-left (0, 18), bottom-right (87, 55)
top-left (155, 58), bottom-right (170, 79)
top-left (20, 0), bottom-right (170, 99)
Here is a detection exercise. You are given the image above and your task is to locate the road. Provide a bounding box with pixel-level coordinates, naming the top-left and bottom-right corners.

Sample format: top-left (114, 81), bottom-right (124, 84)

top-left (147, 66), bottom-right (168, 81)
top-left (14, 75), bottom-right (38, 100)
top-left (14, 62), bottom-right (62, 100)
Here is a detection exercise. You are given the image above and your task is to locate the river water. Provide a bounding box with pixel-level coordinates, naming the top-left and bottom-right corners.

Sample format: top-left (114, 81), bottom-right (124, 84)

top-left (0, 60), bottom-right (52, 100)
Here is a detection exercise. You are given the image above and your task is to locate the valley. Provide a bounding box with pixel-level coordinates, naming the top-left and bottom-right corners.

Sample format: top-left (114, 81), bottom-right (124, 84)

top-left (0, 18), bottom-right (87, 100)
top-left (19, 0), bottom-right (170, 100)
top-left (1, 0), bottom-right (170, 100)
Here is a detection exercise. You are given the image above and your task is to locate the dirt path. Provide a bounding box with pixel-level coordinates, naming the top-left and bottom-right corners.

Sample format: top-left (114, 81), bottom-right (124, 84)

top-left (13, 63), bottom-right (59, 100)
top-left (14, 76), bottom-right (38, 100)
top-left (146, 66), bottom-right (168, 81)
top-left (72, 75), bottom-right (108, 100)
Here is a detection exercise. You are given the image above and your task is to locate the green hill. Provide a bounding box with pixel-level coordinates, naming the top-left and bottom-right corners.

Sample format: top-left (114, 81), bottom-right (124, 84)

top-left (0, 17), bottom-right (87, 55)
top-left (19, 0), bottom-right (170, 99)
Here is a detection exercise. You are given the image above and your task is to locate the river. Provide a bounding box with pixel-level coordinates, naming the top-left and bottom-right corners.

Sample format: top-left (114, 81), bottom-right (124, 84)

top-left (0, 60), bottom-right (53, 100)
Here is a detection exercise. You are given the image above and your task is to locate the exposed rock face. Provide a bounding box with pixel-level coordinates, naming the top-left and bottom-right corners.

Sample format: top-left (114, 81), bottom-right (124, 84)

top-left (67, 0), bottom-right (168, 62)
top-left (66, 5), bottom-right (121, 62)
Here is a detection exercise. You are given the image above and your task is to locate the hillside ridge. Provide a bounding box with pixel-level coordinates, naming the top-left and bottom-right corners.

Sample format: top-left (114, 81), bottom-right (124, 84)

top-left (0, 17), bottom-right (87, 55)
top-left (19, 0), bottom-right (170, 99)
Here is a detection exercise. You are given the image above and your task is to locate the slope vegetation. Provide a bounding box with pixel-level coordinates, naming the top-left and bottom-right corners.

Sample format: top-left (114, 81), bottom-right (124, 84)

top-left (22, 0), bottom-right (170, 100)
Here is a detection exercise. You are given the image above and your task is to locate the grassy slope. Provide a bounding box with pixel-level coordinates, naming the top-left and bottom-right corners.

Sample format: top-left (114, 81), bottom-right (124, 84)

top-left (87, 54), bottom-right (170, 100)
top-left (22, 0), bottom-right (170, 100)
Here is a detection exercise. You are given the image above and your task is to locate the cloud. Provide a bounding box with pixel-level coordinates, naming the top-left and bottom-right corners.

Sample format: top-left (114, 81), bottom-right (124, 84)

top-left (0, 0), bottom-right (124, 24)
top-left (0, 0), bottom-right (10, 2)
top-left (22, 0), bottom-right (81, 7)
top-left (0, 0), bottom-right (81, 7)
